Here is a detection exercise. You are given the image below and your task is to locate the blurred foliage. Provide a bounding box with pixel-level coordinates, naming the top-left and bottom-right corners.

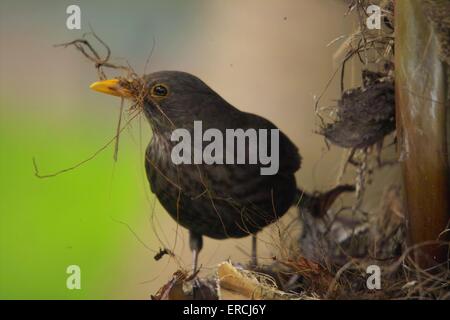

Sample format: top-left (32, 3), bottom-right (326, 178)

top-left (0, 98), bottom-right (155, 299)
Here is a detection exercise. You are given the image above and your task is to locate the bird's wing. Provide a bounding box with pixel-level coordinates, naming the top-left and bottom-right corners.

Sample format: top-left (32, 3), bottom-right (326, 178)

top-left (232, 110), bottom-right (301, 173)
top-left (182, 110), bottom-right (301, 201)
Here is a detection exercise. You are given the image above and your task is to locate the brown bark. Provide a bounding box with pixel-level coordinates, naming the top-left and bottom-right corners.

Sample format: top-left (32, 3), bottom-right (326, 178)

top-left (395, 0), bottom-right (450, 267)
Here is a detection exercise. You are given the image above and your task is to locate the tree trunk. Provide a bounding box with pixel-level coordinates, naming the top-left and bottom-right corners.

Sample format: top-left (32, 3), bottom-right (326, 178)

top-left (395, 0), bottom-right (450, 268)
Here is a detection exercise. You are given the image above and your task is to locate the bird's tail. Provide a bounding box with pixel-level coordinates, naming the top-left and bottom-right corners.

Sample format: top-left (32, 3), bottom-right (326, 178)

top-left (295, 185), bottom-right (355, 218)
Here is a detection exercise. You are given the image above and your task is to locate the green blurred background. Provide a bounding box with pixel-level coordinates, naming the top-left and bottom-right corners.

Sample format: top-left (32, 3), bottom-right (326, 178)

top-left (0, 0), bottom-right (361, 299)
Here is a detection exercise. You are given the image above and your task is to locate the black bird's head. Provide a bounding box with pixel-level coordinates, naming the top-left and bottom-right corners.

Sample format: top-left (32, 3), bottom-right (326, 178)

top-left (90, 71), bottom-right (234, 133)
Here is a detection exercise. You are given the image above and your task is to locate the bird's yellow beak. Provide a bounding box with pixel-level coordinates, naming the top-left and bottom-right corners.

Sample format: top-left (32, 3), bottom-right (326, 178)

top-left (89, 79), bottom-right (133, 98)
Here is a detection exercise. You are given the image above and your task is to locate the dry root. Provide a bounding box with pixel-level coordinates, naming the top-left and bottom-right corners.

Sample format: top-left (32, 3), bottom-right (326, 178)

top-left (34, 32), bottom-right (148, 178)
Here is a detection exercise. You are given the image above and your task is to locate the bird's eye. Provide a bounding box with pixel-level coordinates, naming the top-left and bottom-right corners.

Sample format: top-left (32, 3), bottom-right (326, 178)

top-left (150, 84), bottom-right (169, 98)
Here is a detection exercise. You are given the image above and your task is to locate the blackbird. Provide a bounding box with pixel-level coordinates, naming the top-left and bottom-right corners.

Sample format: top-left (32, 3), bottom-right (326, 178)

top-left (90, 71), bottom-right (353, 272)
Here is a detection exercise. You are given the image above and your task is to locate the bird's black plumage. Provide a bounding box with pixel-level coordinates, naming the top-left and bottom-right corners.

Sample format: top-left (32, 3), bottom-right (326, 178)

top-left (142, 71), bottom-right (300, 240)
top-left (90, 70), bottom-right (353, 270)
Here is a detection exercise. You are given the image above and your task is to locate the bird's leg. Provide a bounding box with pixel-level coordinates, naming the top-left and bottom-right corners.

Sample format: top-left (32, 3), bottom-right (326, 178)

top-left (192, 249), bottom-right (199, 275)
top-left (189, 231), bottom-right (203, 300)
top-left (250, 234), bottom-right (258, 268)
top-left (189, 230), bottom-right (203, 275)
